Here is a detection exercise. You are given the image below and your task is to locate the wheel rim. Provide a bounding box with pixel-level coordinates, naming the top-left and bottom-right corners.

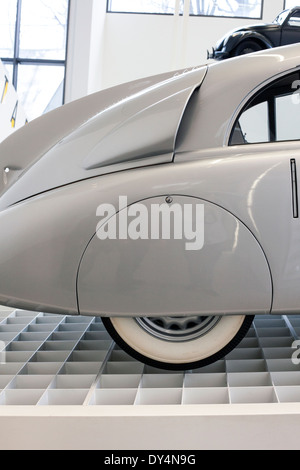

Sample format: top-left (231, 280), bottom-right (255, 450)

top-left (242, 48), bottom-right (255, 54)
top-left (135, 315), bottom-right (220, 342)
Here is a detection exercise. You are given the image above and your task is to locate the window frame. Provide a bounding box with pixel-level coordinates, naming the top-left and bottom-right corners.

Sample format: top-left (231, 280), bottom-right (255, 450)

top-left (188, 0), bottom-right (264, 20)
top-left (1, 0), bottom-right (70, 108)
top-left (106, 0), bottom-right (177, 16)
top-left (228, 70), bottom-right (300, 146)
top-left (106, 0), bottom-right (264, 20)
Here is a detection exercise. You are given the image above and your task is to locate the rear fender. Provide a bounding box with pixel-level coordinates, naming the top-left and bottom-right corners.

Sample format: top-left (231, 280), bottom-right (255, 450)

top-left (0, 66), bottom-right (207, 209)
top-left (77, 195), bottom-right (273, 317)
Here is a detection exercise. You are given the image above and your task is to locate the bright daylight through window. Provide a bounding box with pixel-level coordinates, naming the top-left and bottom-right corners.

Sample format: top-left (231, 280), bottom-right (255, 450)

top-left (285, 1), bottom-right (300, 9)
top-left (0, 0), bottom-right (69, 121)
top-left (107, 0), bottom-right (263, 18)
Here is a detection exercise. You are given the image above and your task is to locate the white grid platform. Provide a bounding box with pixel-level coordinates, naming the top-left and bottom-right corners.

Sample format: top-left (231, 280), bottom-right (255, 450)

top-left (1, 308), bottom-right (300, 449)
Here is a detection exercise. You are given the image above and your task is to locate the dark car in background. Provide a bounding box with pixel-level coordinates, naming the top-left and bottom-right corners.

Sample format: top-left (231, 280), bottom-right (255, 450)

top-left (208, 6), bottom-right (300, 60)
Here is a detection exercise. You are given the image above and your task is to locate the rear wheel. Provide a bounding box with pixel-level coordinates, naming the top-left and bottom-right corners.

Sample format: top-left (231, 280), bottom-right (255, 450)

top-left (232, 40), bottom-right (263, 57)
top-left (102, 314), bottom-right (254, 370)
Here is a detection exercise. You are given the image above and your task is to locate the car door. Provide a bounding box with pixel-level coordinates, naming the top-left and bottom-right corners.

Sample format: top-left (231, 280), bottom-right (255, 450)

top-left (229, 70), bottom-right (300, 314)
top-left (281, 10), bottom-right (300, 45)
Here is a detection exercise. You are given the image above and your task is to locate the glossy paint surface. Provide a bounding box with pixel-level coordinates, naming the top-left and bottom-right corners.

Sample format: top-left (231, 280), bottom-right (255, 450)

top-left (78, 195), bottom-right (272, 317)
top-left (211, 7), bottom-right (300, 59)
top-left (0, 66), bottom-right (207, 209)
top-left (0, 45), bottom-right (300, 317)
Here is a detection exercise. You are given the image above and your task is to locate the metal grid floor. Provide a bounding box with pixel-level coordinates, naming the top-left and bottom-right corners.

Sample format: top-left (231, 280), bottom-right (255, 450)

top-left (0, 308), bottom-right (300, 406)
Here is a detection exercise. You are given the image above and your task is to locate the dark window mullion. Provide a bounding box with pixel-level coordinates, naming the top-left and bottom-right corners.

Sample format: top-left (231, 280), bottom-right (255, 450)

top-left (17, 58), bottom-right (66, 66)
top-left (12, 0), bottom-right (22, 88)
top-left (268, 97), bottom-right (276, 142)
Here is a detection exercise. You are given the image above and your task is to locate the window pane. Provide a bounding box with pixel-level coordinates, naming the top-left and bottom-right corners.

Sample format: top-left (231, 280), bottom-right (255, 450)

top-left (189, 0), bottom-right (262, 18)
top-left (288, 13), bottom-right (300, 27)
top-left (19, 0), bottom-right (68, 60)
top-left (0, 0), bottom-right (17, 58)
top-left (108, 0), bottom-right (262, 18)
top-left (238, 102), bottom-right (269, 144)
top-left (276, 94), bottom-right (300, 141)
top-left (230, 73), bottom-right (300, 146)
top-left (285, 1), bottom-right (300, 9)
top-left (108, 0), bottom-right (179, 14)
top-left (2, 63), bottom-right (14, 83)
top-left (17, 64), bottom-right (64, 120)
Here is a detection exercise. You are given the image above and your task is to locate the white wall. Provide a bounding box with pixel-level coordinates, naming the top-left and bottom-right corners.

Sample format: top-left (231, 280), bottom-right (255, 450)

top-left (65, 0), bottom-right (285, 102)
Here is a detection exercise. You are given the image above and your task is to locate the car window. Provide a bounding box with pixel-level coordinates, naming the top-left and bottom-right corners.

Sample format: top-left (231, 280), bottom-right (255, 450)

top-left (229, 72), bottom-right (300, 145)
top-left (238, 101), bottom-right (269, 143)
top-left (273, 9), bottom-right (289, 25)
top-left (288, 12), bottom-right (300, 27)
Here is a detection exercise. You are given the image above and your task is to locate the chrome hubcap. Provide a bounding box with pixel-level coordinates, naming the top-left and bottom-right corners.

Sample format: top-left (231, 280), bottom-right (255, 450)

top-left (135, 315), bottom-right (220, 342)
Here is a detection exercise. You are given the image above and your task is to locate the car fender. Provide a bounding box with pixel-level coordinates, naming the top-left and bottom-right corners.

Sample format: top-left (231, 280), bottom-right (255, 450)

top-left (0, 159), bottom-right (272, 317)
top-left (224, 31), bottom-right (273, 54)
top-left (0, 66), bottom-right (207, 210)
top-left (77, 195), bottom-right (272, 317)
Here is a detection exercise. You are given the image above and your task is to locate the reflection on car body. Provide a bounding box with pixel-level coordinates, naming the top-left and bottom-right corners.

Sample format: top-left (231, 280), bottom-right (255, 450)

top-left (1, 45), bottom-right (300, 369)
top-left (208, 6), bottom-right (300, 60)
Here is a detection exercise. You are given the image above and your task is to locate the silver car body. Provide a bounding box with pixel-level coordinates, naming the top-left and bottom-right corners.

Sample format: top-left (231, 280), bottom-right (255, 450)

top-left (0, 44), bottom-right (300, 319)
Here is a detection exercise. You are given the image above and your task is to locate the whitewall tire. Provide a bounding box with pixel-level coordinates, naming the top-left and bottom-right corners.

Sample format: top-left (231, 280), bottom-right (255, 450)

top-left (102, 314), bottom-right (254, 370)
